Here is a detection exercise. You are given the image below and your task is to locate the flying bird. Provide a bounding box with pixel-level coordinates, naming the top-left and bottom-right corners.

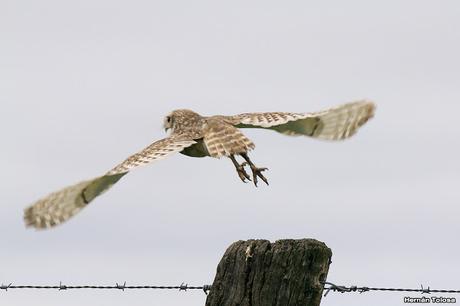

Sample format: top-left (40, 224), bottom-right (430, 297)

top-left (24, 100), bottom-right (375, 229)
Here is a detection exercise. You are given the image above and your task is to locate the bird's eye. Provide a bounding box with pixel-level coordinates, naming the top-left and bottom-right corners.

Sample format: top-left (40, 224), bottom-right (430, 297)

top-left (166, 116), bottom-right (171, 123)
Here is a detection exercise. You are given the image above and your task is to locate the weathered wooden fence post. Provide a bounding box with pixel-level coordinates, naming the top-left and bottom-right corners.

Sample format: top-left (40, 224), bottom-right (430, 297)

top-left (206, 239), bottom-right (332, 306)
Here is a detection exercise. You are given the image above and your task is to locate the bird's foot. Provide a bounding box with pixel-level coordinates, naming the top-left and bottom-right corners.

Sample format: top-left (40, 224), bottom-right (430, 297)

top-left (242, 162), bottom-right (269, 187)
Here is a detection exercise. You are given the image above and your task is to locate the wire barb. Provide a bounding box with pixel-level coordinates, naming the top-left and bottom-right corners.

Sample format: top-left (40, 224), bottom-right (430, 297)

top-left (116, 282), bottom-right (126, 291)
top-left (179, 282), bottom-right (188, 291)
top-left (420, 284), bottom-right (431, 294)
top-left (203, 284), bottom-right (211, 295)
top-left (59, 282), bottom-right (67, 291)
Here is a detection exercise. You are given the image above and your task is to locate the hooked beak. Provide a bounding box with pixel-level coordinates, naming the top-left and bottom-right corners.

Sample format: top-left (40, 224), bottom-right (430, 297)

top-left (164, 127), bottom-right (170, 133)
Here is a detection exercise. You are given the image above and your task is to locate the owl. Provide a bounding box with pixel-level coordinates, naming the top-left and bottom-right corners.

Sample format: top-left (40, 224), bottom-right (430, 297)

top-left (25, 100), bottom-right (375, 229)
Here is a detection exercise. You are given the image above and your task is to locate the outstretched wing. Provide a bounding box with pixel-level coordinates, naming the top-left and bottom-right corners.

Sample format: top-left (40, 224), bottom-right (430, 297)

top-left (230, 100), bottom-right (375, 140)
top-left (24, 135), bottom-right (196, 229)
top-left (106, 136), bottom-right (196, 175)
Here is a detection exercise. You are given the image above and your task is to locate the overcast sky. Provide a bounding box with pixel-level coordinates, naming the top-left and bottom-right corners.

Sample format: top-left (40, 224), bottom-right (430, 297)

top-left (1, 1), bottom-right (460, 305)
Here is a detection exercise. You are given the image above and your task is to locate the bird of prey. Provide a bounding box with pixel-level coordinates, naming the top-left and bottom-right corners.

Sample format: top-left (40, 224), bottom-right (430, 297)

top-left (24, 100), bottom-right (375, 229)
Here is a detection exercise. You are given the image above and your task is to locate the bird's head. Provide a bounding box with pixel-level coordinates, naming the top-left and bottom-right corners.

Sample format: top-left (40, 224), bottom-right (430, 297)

top-left (163, 109), bottom-right (201, 134)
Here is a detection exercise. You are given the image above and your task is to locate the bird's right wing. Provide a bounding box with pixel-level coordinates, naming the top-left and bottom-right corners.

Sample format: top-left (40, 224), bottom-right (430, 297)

top-left (24, 135), bottom-right (196, 229)
top-left (230, 100), bottom-right (375, 140)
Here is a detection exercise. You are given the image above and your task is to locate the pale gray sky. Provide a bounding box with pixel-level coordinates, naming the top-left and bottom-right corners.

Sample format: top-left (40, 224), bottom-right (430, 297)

top-left (1, 1), bottom-right (459, 305)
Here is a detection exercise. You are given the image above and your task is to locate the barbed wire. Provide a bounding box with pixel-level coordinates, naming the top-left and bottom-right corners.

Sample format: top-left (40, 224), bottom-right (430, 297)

top-left (2, 280), bottom-right (460, 298)
top-left (0, 282), bottom-right (211, 295)
top-left (322, 282), bottom-right (460, 297)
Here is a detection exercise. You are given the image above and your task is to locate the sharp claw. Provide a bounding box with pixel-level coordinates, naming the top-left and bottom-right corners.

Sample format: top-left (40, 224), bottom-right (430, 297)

top-left (236, 166), bottom-right (252, 183)
top-left (261, 176), bottom-right (269, 186)
top-left (249, 166), bottom-right (269, 187)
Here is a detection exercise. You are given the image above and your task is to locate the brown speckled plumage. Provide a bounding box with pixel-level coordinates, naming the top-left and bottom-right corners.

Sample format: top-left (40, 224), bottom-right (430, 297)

top-left (24, 100), bottom-right (375, 229)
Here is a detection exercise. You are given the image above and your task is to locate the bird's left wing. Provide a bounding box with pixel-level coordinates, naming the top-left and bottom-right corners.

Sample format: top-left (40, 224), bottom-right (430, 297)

top-left (228, 100), bottom-right (375, 140)
top-left (24, 135), bottom-right (196, 229)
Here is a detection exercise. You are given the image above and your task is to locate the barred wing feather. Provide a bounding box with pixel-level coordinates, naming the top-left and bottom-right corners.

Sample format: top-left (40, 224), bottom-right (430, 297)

top-left (233, 100), bottom-right (375, 140)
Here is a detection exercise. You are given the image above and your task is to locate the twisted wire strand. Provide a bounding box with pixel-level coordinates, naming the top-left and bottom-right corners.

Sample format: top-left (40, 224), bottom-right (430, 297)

top-left (0, 282), bottom-right (211, 294)
top-left (322, 282), bottom-right (460, 296)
